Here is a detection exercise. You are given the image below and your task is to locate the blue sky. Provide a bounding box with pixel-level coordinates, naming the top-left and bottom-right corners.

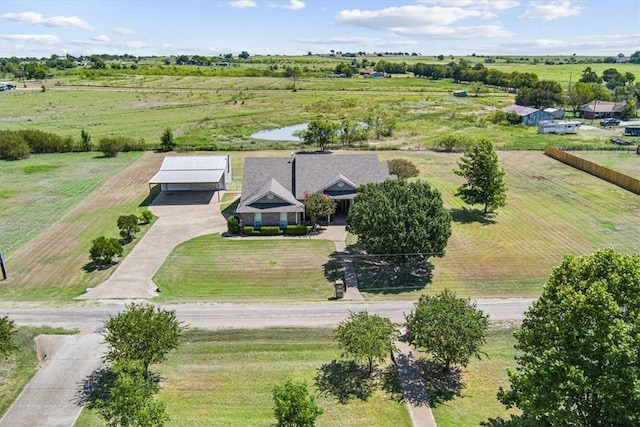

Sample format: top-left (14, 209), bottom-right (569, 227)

top-left (1, 1), bottom-right (638, 58)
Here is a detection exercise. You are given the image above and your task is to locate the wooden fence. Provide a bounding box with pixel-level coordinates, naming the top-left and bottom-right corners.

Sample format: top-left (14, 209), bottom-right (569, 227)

top-left (544, 146), bottom-right (640, 195)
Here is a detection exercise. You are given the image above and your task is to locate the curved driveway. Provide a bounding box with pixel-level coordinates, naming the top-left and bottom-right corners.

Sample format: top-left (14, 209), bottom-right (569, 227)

top-left (78, 191), bottom-right (227, 300)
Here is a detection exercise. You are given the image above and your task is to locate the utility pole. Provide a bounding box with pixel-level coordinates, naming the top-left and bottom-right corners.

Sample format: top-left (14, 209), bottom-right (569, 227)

top-left (0, 252), bottom-right (7, 280)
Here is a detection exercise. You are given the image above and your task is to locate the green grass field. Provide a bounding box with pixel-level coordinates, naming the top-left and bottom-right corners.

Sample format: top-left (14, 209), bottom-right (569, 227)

top-left (0, 152), bottom-right (141, 256)
top-left (153, 235), bottom-right (336, 302)
top-left (75, 328), bottom-right (411, 427)
top-left (570, 150), bottom-right (640, 180)
top-left (430, 327), bottom-right (518, 426)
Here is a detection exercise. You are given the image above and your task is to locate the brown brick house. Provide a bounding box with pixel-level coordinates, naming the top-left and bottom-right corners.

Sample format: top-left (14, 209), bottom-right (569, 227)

top-left (237, 153), bottom-right (392, 228)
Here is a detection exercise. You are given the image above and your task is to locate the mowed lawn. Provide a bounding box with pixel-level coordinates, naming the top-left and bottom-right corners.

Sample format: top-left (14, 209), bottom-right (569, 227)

top-left (0, 151), bottom-right (164, 300)
top-left (154, 235), bottom-right (336, 301)
top-left (430, 327), bottom-right (519, 426)
top-left (75, 328), bottom-right (411, 427)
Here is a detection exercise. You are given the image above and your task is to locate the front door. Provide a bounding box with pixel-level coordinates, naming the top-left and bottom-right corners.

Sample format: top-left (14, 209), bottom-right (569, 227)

top-left (254, 212), bottom-right (262, 229)
top-left (279, 212), bottom-right (288, 229)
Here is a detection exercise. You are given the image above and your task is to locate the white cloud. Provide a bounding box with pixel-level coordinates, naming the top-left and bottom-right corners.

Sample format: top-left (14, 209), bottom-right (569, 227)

top-left (1, 11), bottom-right (94, 30)
top-left (229, 0), bottom-right (257, 8)
top-left (520, 1), bottom-right (582, 21)
top-left (419, 0), bottom-right (519, 11)
top-left (0, 33), bottom-right (61, 44)
top-left (297, 35), bottom-right (417, 48)
top-left (276, 0), bottom-right (305, 10)
top-left (114, 27), bottom-right (140, 36)
top-left (496, 33), bottom-right (640, 54)
top-left (91, 35), bottom-right (110, 43)
top-left (335, 5), bottom-right (513, 40)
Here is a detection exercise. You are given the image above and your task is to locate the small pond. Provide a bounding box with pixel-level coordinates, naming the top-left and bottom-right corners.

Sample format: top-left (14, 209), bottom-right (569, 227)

top-left (250, 123), bottom-right (308, 141)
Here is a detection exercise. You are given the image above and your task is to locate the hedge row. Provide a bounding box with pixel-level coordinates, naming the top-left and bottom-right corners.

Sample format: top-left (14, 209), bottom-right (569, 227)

top-left (241, 224), bottom-right (308, 236)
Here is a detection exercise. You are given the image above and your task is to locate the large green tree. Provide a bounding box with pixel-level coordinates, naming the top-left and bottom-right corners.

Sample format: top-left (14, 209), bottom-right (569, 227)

top-left (0, 316), bottom-right (17, 359)
top-left (405, 290), bottom-right (489, 372)
top-left (303, 192), bottom-right (336, 230)
top-left (301, 119), bottom-right (337, 151)
top-left (454, 139), bottom-right (507, 214)
top-left (387, 158), bottom-right (419, 180)
top-left (347, 179), bottom-right (451, 263)
top-left (335, 311), bottom-right (397, 375)
top-left (515, 80), bottom-right (564, 108)
top-left (103, 303), bottom-right (186, 378)
top-left (272, 379), bottom-right (323, 427)
top-left (88, 360), bottom-right (168, 427)
top-left (498, 249), bottom-right (640, 427)
top-left (160, 128), bottom-right (175, 151)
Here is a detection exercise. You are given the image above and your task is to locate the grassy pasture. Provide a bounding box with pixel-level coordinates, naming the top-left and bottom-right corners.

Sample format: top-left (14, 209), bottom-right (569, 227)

top-left (570, 150), bottom-right (640, 180)
top-left (4, 73), bottom-right (630, 152)
top-left (0, 151), bottom-right (163, 300)
top-left (75, 327), bottom-right (411, 427)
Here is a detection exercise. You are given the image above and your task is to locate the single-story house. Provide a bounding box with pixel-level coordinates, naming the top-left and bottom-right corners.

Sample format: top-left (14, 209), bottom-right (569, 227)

top-left (543, 107), bottom-right (565, 119)
top-left (148, 155), bottom-right (232, 192)
top-left (578, 100), bottom-right (624, 120)
top-left (502, 104), bottom-right (555, 126)
top-left (237, 153), bottom-right (392, 228)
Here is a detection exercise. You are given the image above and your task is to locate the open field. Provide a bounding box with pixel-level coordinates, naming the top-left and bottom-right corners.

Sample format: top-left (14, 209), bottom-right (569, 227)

top-left (2, 74), bottom-right (629, 151)
top-left (154, 150), bottom-right (640, 301)
top-left (75, 327), bottom-right (411, 427)
top-left (0, 327), bottom-right (75, 416)
top-left (430, 327), bottom-right (518, 426)
top-left (0, 152), bottom-right (163, 300)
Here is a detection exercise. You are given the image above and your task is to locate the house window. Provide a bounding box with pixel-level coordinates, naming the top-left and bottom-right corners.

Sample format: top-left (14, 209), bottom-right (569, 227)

top-left (254, 212), bottom-right (262, 229)
top-left (280, 212), bottom-right (288, 229)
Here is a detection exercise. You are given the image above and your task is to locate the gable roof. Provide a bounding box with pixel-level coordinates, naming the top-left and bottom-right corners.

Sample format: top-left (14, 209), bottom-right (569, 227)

top-left (502, 104), bottom-right (540, 116)
top-left (579, 100), bottom-right (624, 113)
top-left (149, 155), bottom-right (229, 184)
top-left (237, 178), bottom-right (304, 213)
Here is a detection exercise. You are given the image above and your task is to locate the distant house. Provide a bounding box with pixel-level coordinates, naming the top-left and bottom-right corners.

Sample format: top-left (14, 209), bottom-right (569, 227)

top-left (148, 155), bottom-right (232, 192)
top-left (237, 153), bottom-right (393, 228)
top-left (578, 100), bottom-right (624, 120)
top-left (369, 71), bottom-right (386, 78)
top-left (453, 90), bottom-right (467, 97)
top-left (502, 105), bottom-right (555, 126)
top-left (538, 120), bottom-right (581, 134)
top-left (543, 107), bottom-right (565, 119)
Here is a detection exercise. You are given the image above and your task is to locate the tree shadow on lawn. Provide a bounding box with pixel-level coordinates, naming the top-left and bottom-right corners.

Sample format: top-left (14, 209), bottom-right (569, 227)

top-left (315, 360), bottom-right (376, 404)
top-left (75, 366), bottom-right (164, 407)
top-left (349, 245), bottom-right (433, 295)
top-left (415, 359), bottom-right (464, 407)
top-left (379, 363), bottom-right (405, 403)
top-left (450, 207), bottom-right (496, 225)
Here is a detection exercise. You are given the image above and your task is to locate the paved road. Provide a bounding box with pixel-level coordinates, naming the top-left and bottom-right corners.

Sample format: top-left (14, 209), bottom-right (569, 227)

top-left (4, 299), bottom-right (534, 331)
top-left (0, 299), bottom-right (533, 426)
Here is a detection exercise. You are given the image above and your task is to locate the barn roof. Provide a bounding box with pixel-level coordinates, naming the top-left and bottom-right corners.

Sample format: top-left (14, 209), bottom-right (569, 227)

top-left (502, 104), bottom-right (539, 116)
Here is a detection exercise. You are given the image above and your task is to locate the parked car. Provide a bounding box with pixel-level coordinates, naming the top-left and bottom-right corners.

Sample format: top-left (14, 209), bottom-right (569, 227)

top-left (600, 117), bottom-right (620, 126)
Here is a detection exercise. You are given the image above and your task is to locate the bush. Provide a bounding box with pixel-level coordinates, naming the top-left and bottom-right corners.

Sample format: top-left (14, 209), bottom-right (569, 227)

top-left (99, 137), bottom-right (124, 157)
top-left (284, 224), bottom-right (308, 235)
top-left (117, 214), bottom-right (140, 243)
top-left (0, 132), bottom-right (31, 160)
top-left (243, 225), bottom-right (283, 236)
top-left (90, 236), bottom-right (123, 269)
top-left (121, 137), bottom-right (147, 152)
top-left (227, 216), bottom-right (240, 234)
top-left (2, 129), bottom-right (75, 154)
top-left (435, 134), bottom-right (473, 152)
top-left (139, 210), bottom-right (154, 224)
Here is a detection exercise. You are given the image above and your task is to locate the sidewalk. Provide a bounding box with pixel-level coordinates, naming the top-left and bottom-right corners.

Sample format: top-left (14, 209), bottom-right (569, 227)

top-left (394, 341), bottom-right (438, 427)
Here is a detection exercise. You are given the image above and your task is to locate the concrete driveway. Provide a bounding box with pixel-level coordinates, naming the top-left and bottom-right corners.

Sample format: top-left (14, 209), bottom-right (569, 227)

top-left (77, 191), bottom-right (228, 300)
